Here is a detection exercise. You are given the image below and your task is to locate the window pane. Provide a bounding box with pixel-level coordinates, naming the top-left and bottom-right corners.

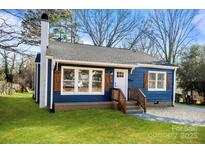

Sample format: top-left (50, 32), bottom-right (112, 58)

top-left (63, 81), bottom-right (74, 92)
top-left (92, 70), bottom-right (102, 81)
top-left (78, 81), bottom-right (89, 92)
top-left (157, 73), bottom-right (165, 89)
top-left (63, 69), bottom-right (75, 92)
top-left (92, 70), bottom-right (103, 92)
top-left (157, 81), bottom-right (164, 89)
top-left (92, 82), bottom-right (102, 92)
top-left (64, 69), bottom-right (74, 80)
top-left (149, 73), bottom-right (156, 80)
top-left (78, 70), bottom-right (89, 80)
top-left (148, 81), bottom-right (156, 88)
top-left (78, 70), bottom-right (89, 92)
top-left (158, 73), bottom-right (164, 81)
top-left (117, 72), bottom-right (124, 78)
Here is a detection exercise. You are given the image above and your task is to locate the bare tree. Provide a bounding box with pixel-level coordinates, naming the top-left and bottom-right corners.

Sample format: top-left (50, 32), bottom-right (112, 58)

top-left (0, 11), bottom-right (34, 94)
top-left (121, 17), bottom-right (160, 58)
top-left (0, 17), bottom-right (24, 53)
top-left (77, 10), bottom-right (139, 47)
top-left (147, 10), bottom-right (198, 64)
top-left (17, 56), bottom-right (35, 92)
top-left (0, 13), bottom-right (23, 83)
top-left (127, 35), bottom-right (161, 57)
top-left (0, 50), bottom-right (17, 94)
top-left (124, 19), bottom-right (149, 49)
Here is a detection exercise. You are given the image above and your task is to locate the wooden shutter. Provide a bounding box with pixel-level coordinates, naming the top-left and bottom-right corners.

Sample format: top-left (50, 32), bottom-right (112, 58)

top-left (166, 73), bottom-right (170, 90)
top-left (54, 70), bottom-right (61, 91)
top-left (105, 73), bottom-right (111, 92)
top-left (144, 72), bottom-right (148, 89)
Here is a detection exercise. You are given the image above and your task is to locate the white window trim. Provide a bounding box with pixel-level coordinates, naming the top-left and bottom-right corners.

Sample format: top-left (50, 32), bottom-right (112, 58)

top-left (61, 66), bottom-right (105, 95)
top-left (148, 71), bottom-right (167, 91)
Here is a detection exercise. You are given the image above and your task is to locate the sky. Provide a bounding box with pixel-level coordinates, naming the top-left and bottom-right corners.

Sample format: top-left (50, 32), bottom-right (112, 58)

top-left (0, 9), bottom-right (205, 55)
top-left (81, 9), bottom-right (205, 46)
top-left (192, 9), bottom-right (205, 44)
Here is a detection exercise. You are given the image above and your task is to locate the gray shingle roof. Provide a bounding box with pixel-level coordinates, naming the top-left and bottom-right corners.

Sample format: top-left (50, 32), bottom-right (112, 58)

top-left (46, 41), bottom-right (160, 65)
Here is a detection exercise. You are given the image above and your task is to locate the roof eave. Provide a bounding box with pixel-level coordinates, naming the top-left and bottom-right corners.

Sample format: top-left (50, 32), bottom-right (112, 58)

top-left (136, 63), bottom-right (178, 70)
top-left (53, 59), bottom-right (177, 70)
top-left (54, 59), bottom-right (136, 68)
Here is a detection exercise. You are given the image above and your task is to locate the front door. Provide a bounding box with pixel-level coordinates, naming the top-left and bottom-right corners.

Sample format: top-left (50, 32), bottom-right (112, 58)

top-left (114, 69), bottom-right (128, 100)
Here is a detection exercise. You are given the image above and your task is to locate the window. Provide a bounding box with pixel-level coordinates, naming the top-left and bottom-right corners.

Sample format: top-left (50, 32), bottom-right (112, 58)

top-left (63, 69), bottom-right (75, 92)
top-left (78, 70), bottom-right (89, 92)
top-left (92, 70), bottom-right (103, 92)
top-left (148, 71), bottom-right (166, 91)
top-left (117, 72), bottom-right (124, 78)
top-left (61, 66), bottom-right (104, 95)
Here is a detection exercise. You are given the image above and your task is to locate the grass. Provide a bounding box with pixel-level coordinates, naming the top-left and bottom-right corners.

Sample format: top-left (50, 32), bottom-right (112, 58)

top-left (0, 93), bottom-right (205, 144)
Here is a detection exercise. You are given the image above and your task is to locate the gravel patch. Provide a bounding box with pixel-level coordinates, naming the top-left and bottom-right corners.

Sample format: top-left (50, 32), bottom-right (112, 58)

top-left (131, 104), bottom-right (205, 126)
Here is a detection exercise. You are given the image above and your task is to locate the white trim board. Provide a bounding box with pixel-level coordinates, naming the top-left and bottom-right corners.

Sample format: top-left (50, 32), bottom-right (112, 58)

top-left (136, 63), bottom-right (178, 70)
top-left (55, 59), bottom-right (135, 68)
top-left (53, 59), bottom-right (178, 70)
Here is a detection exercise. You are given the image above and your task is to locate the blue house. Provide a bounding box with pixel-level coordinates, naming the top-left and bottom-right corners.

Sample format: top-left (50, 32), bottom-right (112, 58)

top-left (34, 13), bottom-right (177, 113)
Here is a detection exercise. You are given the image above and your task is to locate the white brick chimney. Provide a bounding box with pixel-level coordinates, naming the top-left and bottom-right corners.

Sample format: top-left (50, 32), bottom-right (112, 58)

top-left (39, 13), bottom-right (49, 108)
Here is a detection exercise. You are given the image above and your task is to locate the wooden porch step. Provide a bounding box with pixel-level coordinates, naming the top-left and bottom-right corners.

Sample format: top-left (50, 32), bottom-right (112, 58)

top-left (126, 101), bottom-right (137, 105)
top-left (126, 108), bottom-right (144, 114)
top-left (126, 101), bottom-right (144, 114)
top-left (126, 105), bottom-right (141, 110)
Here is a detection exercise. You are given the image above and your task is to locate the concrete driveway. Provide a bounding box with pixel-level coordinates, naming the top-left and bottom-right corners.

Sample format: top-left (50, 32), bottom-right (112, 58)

top-left (132, 104), bottom-right (205, 126)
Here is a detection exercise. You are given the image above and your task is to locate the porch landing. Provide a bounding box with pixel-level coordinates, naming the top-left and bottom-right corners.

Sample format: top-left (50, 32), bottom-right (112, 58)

top-left (55, 102), bottom-right (112, 112)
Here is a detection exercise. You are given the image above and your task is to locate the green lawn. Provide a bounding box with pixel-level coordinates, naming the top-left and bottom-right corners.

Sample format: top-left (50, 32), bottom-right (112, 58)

top-left (0, 93), bottom-right (205, 144)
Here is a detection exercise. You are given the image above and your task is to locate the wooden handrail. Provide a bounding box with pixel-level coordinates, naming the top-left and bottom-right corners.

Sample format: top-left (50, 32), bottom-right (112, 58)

top-left (128, 88), bottom-right (147, 113)
top-left (111, 88), bottom-right (126, 113)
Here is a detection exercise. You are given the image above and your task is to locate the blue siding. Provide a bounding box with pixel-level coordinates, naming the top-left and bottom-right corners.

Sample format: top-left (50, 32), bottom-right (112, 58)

top-left (52, 63), bottom-right (174, 104)
top-left (47, 59), bottom-right (52, 106)
top-left (53, 65), bottom-right (114, 103)
top-left (54, 92), bottom-right (111, 102)
top-left (128, 67), bottom-right (174, 103)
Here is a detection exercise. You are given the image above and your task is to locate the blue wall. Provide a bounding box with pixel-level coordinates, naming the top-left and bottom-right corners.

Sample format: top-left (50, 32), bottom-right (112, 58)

top-left (128, 67), bottom-right (174, 103)
top-left (53, 65), bottom-right (114, 103)
top-left (51, 63), bottom-right (174, 104)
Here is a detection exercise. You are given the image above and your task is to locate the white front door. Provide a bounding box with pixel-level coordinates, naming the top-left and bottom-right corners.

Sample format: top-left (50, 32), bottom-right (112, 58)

top-left (114, 69), bottom-right (128, 100)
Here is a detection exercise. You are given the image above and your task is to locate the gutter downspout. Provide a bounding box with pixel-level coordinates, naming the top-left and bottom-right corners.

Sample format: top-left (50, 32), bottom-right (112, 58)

top-left (172, 68), bottom-right (177, 106)
top-left (49, 59), bottom-right (55, 113)
top-left (130, 67), bottom-right (135, 74)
